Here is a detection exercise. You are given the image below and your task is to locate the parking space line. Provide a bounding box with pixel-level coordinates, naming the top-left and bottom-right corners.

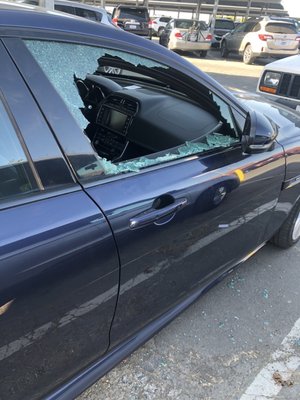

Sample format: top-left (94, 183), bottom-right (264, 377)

top-left (239, 317), bottom-right (300, 399)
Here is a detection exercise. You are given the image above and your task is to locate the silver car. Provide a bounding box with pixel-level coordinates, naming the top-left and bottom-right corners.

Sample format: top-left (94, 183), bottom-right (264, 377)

top-left (159, 19), bottom-right (212, 57)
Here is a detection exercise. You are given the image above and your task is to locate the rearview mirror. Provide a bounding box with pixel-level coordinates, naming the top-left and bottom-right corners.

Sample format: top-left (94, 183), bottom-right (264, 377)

top-left (242, 110), bottom-right (277, 154)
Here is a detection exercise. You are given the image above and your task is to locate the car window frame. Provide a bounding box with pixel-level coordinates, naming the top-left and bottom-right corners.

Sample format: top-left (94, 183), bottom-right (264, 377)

top-left (3, 33), bottom-right (248, 187)
top-left (0, 40), bottom-right (77, 210)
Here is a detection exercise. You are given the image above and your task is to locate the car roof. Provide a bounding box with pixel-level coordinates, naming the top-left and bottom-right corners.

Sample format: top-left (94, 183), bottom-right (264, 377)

top-left (0, 1), bottom-right (244, 112)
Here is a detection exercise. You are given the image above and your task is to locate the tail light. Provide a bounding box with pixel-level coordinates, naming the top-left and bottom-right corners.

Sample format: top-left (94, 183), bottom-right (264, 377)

top-left (112, 17), bottom-right (118, 25)
top-left (175, 32), bottom-right (183, 38)
top-left (206, 34), bottom-right (212, 40)
top-left (259, 34), bottom-right (273, 41)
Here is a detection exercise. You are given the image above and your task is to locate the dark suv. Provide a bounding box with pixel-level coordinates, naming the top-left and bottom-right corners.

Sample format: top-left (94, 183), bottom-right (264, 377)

top-left (112, 5), bottom-right (151, 38)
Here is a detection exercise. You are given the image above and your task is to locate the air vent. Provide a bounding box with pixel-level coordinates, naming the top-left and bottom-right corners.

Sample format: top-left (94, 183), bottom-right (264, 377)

top-left (106, 96), bottom-right (123, 107)
top-left (122, 99), bottom-right (138, 114)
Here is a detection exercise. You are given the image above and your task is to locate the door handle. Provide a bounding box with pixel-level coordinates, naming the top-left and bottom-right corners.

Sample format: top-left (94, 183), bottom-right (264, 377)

top-left (129, 198), bottom-right (188, 229)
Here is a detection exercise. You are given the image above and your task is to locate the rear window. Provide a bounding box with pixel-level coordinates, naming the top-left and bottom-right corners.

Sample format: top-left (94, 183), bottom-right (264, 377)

top-left (265, 23), bottom-right (298, 34)
top-left (118, 8), bottom-right (149, 21)
top-left (214, 20), bottom-right (235, 30)
top-left (174, 20), bottom-right (207, 30)
top-left (160, 17), bottom-right (171, 23)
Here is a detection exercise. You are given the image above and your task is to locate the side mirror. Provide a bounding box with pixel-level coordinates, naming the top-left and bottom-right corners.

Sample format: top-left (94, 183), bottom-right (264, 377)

top-left (241, 110), bottom-right (278, 154)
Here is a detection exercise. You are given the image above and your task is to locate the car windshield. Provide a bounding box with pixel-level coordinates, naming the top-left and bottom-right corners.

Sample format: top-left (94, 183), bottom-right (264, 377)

top-left (119, 9), bottom-right (148, 20)
top-left (215, 20), bottom-right (235, 30)
top-left (174, 20), bottom-right (207, 30)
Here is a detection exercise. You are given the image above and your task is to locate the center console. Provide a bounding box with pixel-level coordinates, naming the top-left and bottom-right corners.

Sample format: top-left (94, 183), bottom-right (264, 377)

top-left (93, 94), bottom-right (139, 160)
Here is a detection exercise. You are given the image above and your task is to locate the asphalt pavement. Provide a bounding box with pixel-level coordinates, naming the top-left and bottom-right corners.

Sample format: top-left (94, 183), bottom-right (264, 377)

top-left (78, 48), bottom-right (300, 400)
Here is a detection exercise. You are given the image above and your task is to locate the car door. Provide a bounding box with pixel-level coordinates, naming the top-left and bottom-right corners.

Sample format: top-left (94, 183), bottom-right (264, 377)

top-left (227, 22), bottom-right (248, 51)
top-left (160, 20), bottom-right (174, 46)
top-left (0, 42), bottom-right (120, 400)
top-left (8, 37), bottom-right (286, 352)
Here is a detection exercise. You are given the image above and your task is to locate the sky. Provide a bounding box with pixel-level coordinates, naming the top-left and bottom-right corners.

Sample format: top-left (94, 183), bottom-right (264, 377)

top-left (282, 0), bottom-right (300, 18)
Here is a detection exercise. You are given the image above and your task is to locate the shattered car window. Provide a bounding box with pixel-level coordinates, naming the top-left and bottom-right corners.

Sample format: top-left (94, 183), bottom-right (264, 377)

top-left (78, 133), bottom-right (239, 176)
top-left (24, 40), bottom-right (241, 180)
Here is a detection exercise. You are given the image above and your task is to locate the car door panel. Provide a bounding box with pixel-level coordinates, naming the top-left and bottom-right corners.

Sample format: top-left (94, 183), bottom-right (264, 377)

top-left (0, 43), bottom-right (120, 400)
top-left (0, 193), bottom-right (119, 400)
top-left (85, 144), bottom-right (285, 348)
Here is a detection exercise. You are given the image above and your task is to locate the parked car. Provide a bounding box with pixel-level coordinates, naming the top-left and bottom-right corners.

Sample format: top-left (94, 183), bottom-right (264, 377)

top-left (159, 19), bottom-right (212, 57)
top-left (210, 18), bottom-right (235, 48)
top-left (220, 16), bottom-right (300, 64)
top-left (53, 0), bottom-right (113, 25)
top-left (149, 15), bottom-right (172, 36)
top-left (2, 3), bottom-right (300, 400)
top-left (15, 0), bottom-right (114, 26)
top-left (257, 54), bottom-right (300, 111)
top-left (111, 5), bottom-right (151, 38)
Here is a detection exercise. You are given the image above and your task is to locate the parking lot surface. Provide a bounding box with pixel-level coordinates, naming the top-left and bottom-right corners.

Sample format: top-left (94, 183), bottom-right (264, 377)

top-left (78, 49), bottom-right (300, 400)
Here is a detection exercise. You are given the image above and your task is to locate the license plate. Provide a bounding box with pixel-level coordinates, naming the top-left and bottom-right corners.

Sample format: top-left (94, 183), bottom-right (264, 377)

top-left (129, 25), bottom-right (137, 29)
top-left (276, 40), bottom-right (288, 46)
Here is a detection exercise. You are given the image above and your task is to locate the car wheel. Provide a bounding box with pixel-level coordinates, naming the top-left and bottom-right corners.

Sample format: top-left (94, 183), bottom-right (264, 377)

top-left (271, 200), bottom-right (300, 248)
top-left (243, 45), bottom-right (255, 64)
top-left (220, 41), bottom-right (229, 58)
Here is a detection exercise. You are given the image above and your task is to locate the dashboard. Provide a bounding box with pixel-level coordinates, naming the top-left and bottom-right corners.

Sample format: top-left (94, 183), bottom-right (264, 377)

top-left (79, 74), bottom-right (220, 162)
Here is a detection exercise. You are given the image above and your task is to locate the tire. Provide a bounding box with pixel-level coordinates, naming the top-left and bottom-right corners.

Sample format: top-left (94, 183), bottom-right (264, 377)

top-left (200, 50), bottom-right (207, 58)
top-left (220, 41), bottom-right (229, 58)
top-left (243, 44), bottom-right (255, 64)
top-left (271, 200), bottom-right (300, 249)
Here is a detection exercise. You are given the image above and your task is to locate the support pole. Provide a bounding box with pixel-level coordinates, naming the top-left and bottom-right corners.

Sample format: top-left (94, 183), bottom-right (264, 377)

top-left (39, 0), bottom-right (54, 9)
top-left (195, 1), bottom-right (201, 20)
top-left (210, 0), bottom-right (219, 33)
top-left (246, 0), bottom-right (252, 19)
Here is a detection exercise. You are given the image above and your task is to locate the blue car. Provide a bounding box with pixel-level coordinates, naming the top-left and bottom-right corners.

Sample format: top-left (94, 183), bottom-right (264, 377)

top-left (1, 3), bottom-right (300, 399)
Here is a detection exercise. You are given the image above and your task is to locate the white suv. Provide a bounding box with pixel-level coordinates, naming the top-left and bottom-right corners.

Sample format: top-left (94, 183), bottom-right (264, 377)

top-left (221, 17), bottom-right (300, 64)
top-left (149, 16), bottom-right (171, 36)
top-left (257, 54), bottom-right (300, 112)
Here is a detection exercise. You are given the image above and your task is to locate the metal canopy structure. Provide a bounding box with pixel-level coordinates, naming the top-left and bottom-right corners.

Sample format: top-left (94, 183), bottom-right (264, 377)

top-left (87, 0), bottom-right (287, 18)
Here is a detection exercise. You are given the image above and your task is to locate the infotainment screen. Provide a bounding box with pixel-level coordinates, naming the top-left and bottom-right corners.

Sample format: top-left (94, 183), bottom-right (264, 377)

top-left (108, 109), bottom-right (127, 133)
